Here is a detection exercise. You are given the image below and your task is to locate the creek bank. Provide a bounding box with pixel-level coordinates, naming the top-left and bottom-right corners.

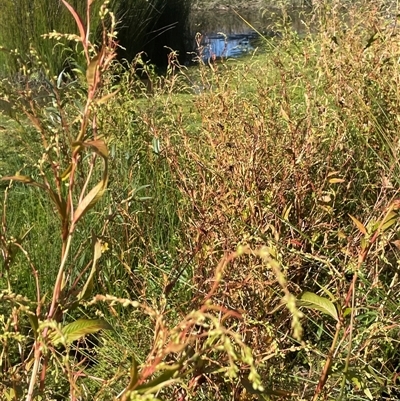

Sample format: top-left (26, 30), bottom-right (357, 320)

top-left (191, 0), bottom-right (310, 11)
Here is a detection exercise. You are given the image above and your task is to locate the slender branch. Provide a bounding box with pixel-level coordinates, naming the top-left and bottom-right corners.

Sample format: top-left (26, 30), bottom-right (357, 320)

top-left (26, 344), bottom-right (41, 401)
top-left (312, 319), bottom-right (343, 401)
top-left (47, 232), bottom-right (74, 319)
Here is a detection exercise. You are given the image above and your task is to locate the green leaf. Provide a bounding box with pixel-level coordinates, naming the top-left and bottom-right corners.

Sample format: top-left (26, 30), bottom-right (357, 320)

top-left (28, 313), bottom-right (39, 339)
top-left (381, 211), bottom-right (397, 232)
top-left (60, 163), bottom-right (72, 181)
top-left (95, 89), bottom-right (120, 105)
top-left (135, 365), bottom-right (181, 393)
top-left (53, 318), bottom-right (112, 346)
top-left (76, 235), bottom-right (103, 302)
top-left (342, 307), bottom-right (352, 318)
top-left (297, 292), bottom-right (339, 321)
top-left (346, 369), bottom-right (374, 400)
top-left (314, 284), bottom-right (336, 303)
top-left (86, 54), bottom-right (100, 87)
top-left (152, 137), bottom-right (161, 155)
top-left (125, 357), bottom-right (139, 392)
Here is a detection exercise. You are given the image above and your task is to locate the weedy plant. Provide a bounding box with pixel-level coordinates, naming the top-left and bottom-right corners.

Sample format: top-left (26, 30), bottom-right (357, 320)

top-left (0, 1), bottom-right (264, 400)
top-left (145, 0), bottom-right (400, 399)
top-left (1, 1), bottom-right (119, 399)
top-left (2, 0), bottom-right (400, 400)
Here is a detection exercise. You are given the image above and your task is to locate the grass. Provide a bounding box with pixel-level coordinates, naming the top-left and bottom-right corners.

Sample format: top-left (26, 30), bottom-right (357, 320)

top-left (0, 0), bottom-right (190, 77)
top-left (1, 0), bottom-right (400, 400)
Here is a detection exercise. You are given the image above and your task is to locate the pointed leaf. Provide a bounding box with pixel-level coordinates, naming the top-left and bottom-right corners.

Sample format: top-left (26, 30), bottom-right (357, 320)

top-left (73, 179), bottom-right (108, 224)
top-left (84, 140), bottom-right (109, 158)
top-left (314, 284), bottom-right (336, 302)
top-left (283, 204), bottom-right (292, 221)
top-left (152, 137), bottom-right (161, 155)
top-left (73, 139), bottom-right (109, 158)
top-left (86, 54), bottom-right (100, 87)
top-left (53, 318), bottom-right (112, 345)
top-left (363, 32), bottom-right (379, 51)
top-left (343, 307), bottom-right (352, 318)
top-left (1, 175), bottom-right (46, 189)
top-left (72, 140), bottom-right (109, 224)
top-left (327, 171), bottom-right (340, 177)
top-left (60, 163), bottom-right (72, 181)
top-left (280, 106), bottom-right (290, 122)
top-left (349, 214), bottom-right (367, 235)
top-left (297, 292), bottom-right (339, 321)
top-left (381, 211), bottom-right (397, 232)
top-left (126, 357), bottom-right (139, 391)
top-left (49, 189), bottom-right (67, 220)
top-left (329, 178), bottom-right (345, 184)
top-left (28, 314), bottom-right (39, 339)
top-left (135, 365), bottom-right (181, 392)
top-left (95, 89), bottom-right (120, 105)
top-left (61, 0), bottom-right (86, 44)
top-left (76, 235), bottom-right (103, 301)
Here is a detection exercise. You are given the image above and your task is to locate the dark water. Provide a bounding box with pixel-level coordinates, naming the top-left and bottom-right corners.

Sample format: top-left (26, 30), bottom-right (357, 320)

top-left (188, 7), bottom-right (308, 61)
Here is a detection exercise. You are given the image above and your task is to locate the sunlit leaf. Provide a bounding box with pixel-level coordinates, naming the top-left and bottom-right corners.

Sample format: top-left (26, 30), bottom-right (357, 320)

top-left (86, 53), bottom-right (100, 87)
top-left (327, 171), bottom-right (340, 177)
top-left (361, 237), bottom-right (368, 251)
top-left (85, 140), bottom-right (109, 158)
top-left (381, 211), bottom-right (397, 232)
top-left (1, 175), bottom-right (46, 189)
top-left (363, 387), bottom-right (373, 400)
top-left (73, 179), bottom-right (108, 224)
top-left (152, 137), bottom-right (161, 155)
top-left (349, 214), bottom-right (367, 235)
top-left (60, 163), bottom-right (72, 181)
top-left (56, 69), bottom-right (66, 89)
top-left (342, 308), bottom-right (352, 318)
top-left (72, 140), bottom-right (109, 224)
top-left (319, 194), bottom-right (331, 203)
top-left (73, 139), bottom-right (109, 158)
top-left (280, 106), bottom-right (290, 122)
top-left (314, 284), bottom-right (336, 302)
top-left (283, 204), bottom-right (292, 221)
top-left (135, 365), bottom-right (181, 392)
top-left (53, 318), bottom-right (112, 346)
top-left (95, 89), bottom-right (120, 105)
top-left (297, 292), bottom-right (339, 321)
top-left (329, 178), bottom-right (345, 184)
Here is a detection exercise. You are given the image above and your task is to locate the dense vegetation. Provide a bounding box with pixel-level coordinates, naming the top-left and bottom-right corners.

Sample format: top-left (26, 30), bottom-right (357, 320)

top-left (1, 0), bottom-right (400, 400)
top-left (0, 0), bottom-right (190, 76)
